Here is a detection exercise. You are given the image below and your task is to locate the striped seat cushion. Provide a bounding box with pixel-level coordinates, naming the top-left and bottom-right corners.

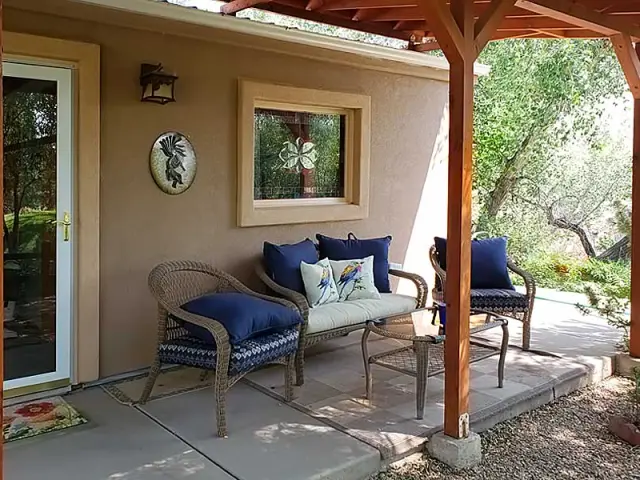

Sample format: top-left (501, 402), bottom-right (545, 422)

top-left (470, 289), bottom-right (528, 311)
top-left (158, 327), bottom-right (299, 375)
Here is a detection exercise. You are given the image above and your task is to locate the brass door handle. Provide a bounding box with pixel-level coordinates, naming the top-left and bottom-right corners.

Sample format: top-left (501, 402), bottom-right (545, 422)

top-left (51, 212), bottom-right (71, 241)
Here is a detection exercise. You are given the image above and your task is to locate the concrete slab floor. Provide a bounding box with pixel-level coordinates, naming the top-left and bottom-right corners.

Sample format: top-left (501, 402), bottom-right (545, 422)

top-left (5, 388), bottom-right (235, 480)
top-left (139, 382), bottom-right (381, 480)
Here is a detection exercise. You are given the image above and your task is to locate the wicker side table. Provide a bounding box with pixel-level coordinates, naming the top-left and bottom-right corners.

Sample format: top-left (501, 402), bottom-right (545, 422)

top-left (361, 307), bottom-right (509, 420)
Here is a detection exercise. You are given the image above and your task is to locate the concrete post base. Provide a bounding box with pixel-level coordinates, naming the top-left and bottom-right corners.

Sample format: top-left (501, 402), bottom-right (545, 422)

top-left (616, 353), bottom-right (640, 378)
top-left (427, 431), bottom-right (482, 470)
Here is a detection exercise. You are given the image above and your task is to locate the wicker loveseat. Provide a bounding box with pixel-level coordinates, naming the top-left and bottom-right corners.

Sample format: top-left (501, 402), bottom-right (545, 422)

top-left (140, 261), bottom-right (300, 437)
top-left (429, 244), bottom-right (536, 351)
top-left (257, 261), bottom-right (427, 386)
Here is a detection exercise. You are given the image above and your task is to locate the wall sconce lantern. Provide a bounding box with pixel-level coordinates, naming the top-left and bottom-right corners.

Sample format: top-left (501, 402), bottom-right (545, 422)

top-left (140, 63), bottom-right (178, 105)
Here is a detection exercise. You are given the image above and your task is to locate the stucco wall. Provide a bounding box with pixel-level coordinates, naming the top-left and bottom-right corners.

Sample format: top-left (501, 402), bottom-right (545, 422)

top-left (5, 6), bottom-right (449, 378)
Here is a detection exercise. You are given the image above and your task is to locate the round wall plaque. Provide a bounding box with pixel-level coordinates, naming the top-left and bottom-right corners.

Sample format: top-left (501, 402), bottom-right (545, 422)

top-left (149, 132), bottom-right (197, 195)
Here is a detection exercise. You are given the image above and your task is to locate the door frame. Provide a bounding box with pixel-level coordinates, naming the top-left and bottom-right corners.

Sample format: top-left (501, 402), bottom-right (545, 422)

top-left (3, 62), bottom-right (74, 393)
top-left (4, 32), bottom-right (101, 385)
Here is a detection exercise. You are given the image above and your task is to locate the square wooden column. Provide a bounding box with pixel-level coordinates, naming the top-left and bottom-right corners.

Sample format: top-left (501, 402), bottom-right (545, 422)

top-left (612, 36), bottom-right (640, 358)
top-left (419, 0), bottom-right (515, 439)
top-left (1, 0), bottom-right (5, 476)
top-left (443, 0), bottom-right (475, 440)
top-left (632, 84), bottom-right (640, 358)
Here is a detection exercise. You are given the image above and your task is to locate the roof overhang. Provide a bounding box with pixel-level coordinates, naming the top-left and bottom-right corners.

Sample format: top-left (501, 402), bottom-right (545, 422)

top-left (47, 0), bottom-right (489, 79)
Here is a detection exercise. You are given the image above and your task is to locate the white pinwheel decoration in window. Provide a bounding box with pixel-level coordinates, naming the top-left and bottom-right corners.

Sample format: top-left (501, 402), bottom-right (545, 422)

top-left (278, 137), bottom-right (317, 173)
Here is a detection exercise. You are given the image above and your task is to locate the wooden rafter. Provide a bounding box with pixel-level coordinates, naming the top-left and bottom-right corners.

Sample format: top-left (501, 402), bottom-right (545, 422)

top-left (475, 0), bottom-right (517, 55)
top-left (517, 0), bottom-right (640, 38)
top-left (418, 0), bottom-right (465, 61)
top-left (412, 40), bottom-right (442, 51)
top-left (611, 34), bottom-right (640, 99)
top-left (220, 0), bottom-right (270, 15)
top-left (259, 1), bottom-right (414, 40)
top-left (306, 0), bottom-right (324, 11)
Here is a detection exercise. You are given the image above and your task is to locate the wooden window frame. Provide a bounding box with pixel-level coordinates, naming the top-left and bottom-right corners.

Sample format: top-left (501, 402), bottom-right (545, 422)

top-left (238, 80), bottom-right (371, 227)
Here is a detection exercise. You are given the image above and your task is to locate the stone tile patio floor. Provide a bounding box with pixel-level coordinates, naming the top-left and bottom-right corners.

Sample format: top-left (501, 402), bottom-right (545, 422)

top-left (5, 295), bottom-right (622, 480)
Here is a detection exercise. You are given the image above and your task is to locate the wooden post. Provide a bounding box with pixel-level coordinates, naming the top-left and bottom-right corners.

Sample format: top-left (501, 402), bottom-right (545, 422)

top-left (1, 0), bottom-right (5, 476)
top-left (418, 0), bottom-right (514, 440)
top-left (612, 35), bottom-right (640, 358)
top-left (443, 0), bottom-right (475, 440)
top-left (632, 46), bottom-right (640, 359)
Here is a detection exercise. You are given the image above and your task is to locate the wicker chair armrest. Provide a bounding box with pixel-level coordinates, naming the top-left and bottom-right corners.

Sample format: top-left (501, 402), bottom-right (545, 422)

top-left (507, 258), bottom-right (536, 299)
top-left (429, 245), bottom-right (447, 289)
top-left (255, 263), bottom-right (310, 321)
top-left (163, 303), bottom-right (230, 346)
top-left (389, 269), bottom-right (428, 308)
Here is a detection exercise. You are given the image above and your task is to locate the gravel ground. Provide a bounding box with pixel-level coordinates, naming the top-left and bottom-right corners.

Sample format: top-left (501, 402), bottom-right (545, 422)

top-left (376, 377), bottom-right (640, 480)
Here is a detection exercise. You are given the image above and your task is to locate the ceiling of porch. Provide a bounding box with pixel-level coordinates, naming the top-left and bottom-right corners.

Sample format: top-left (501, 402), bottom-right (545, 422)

top-left (219, 1), bottom-right (640, 49)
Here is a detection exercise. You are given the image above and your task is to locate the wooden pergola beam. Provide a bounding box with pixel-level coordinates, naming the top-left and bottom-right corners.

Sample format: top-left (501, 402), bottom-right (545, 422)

top-left (475, 0), bottom-right (517, 55)
top-left (611, 34), bottom-right (640, 99)
top-left (418, 0), bottom-right (465, 62)
top-left (412, 40), bottom-right (442, 51)
top-left (517, 0), bottom-right (640, 38)
top-left (220, 0), bottom-right (270, 15)
top-left (613, 36), bottom-right (640, 358)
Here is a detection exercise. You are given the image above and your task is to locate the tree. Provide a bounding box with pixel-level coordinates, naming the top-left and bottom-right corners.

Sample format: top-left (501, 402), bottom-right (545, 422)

top-left (3, 83), bottom-right (57, 253)
top-left (515, 119), bottom-right (631, 257)
top-left (474, 39), bottom-right (627, 234)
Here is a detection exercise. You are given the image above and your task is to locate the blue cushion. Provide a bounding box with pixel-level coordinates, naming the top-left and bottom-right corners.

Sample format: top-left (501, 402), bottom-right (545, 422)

top-left (316, 233), bottom-right (392, 293)
top-left (471, 289), bottom-right (528, 311)
top-left (158, 327), bottom-right (299, 375)
top-left (179, 292), bottom-right (302, 345)
top-left (433, 237), bottom-right (514, 290)
top-left (264, 239), bottom-right (318, 294)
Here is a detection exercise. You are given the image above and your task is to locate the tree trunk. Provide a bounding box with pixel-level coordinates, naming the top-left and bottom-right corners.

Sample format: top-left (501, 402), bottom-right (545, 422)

top-left (477, 133), bottom-right (534, 231)
top-left (547, 214), bottom-right (597, 258)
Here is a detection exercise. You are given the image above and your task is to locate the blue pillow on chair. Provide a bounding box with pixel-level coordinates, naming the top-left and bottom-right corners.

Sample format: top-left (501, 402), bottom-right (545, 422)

top-left (263, 239), bottom-right (319, 294)
top-left (180, 292), bottom-right (302, 345)
top-left (317, 233), bottom-right (392, 293)
top-left (433, 236), bottom-right (514, 290)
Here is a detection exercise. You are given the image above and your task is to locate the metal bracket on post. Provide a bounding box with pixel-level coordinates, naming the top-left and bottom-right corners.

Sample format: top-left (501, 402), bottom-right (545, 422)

top-left (459, 413), bottom-right (470, 438)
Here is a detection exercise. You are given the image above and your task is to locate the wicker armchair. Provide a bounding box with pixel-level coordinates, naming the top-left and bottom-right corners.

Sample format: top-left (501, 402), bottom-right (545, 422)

top-left (140, 261), bottom-right (300, 437)
top-left (257, 262), bottom-right (428, 386)
top-left (429, 245), bottom-right (536, 350)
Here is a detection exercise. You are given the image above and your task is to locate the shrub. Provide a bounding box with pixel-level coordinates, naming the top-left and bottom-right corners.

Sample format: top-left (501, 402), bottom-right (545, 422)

top-left (515, 253), bottom-right (585, 291)
top-left (515, 254), bottom-right (630, 294)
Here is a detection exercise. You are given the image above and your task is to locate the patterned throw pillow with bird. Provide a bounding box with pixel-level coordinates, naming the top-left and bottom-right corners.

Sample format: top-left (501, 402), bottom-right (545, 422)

top-left (300, 258), bottom-right (339, 308)
top-left (330, 256), bottom-right (381, 302)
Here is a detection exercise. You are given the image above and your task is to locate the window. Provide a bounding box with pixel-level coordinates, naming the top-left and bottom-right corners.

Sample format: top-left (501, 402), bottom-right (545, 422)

top-left (238, 80), bottom-right (370, 227)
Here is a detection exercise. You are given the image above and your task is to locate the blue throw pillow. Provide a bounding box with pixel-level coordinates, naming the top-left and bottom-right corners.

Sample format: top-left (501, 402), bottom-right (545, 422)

top-left (180, 292), bottom-right (302, 345)
top-left (432, 236), bottom-right (514, 290)
top-left (264, 239), bottom-right (319, 294)
top-left (317, 233), bottom-right (392, 293)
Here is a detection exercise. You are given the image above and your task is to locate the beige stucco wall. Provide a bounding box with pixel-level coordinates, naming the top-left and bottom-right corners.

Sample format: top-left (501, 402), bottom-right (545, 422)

top-left (5, 4), bottom-right (449, 378)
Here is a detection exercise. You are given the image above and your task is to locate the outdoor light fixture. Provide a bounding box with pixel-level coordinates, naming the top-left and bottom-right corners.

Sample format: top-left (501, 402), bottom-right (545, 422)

top-left (140, 63), bottom-right (178, 105)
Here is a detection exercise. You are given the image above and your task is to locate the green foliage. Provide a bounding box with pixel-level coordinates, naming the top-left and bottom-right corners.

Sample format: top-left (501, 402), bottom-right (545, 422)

top-left (4, 211), bottom-right (56, 253)
top-left (516, 254), bottom-right (630, 293)
top-left (475, 39), bottom-right (626, 202)
top-left (474, 39), bottom-right (629, 253)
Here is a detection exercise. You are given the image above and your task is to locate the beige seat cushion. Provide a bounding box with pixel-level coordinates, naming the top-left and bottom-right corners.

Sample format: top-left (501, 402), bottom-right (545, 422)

top-left (306, 293), bottom-right (418, 335)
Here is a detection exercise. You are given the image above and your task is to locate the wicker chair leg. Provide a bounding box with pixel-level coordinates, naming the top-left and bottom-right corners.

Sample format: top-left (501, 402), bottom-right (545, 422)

top-left (294, 350), bottom-right (305, 387)
top-left (284, 354), bottom-right (295, 402)
top-left (522, 312), bottom-right (532, 351)
top-left (215, 373), bottom-right (228, 438)
top-left (138, 357), bottom-right (161, 404)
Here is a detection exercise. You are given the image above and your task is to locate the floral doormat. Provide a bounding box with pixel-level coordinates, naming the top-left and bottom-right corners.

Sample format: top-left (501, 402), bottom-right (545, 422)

top-left (3, 396), bottom-right (88, 443)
